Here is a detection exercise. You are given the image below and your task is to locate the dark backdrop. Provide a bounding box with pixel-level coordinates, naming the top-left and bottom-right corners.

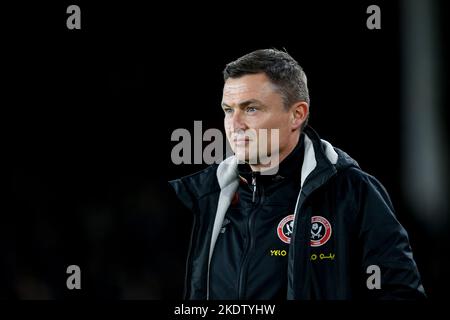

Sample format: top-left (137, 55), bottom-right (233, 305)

top-left (3, 1), bottom-right (449, 300)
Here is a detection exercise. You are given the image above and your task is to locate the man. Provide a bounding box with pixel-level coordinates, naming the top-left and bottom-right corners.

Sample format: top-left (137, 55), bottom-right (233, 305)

top-left (169, 49), bottom-right (426, 300)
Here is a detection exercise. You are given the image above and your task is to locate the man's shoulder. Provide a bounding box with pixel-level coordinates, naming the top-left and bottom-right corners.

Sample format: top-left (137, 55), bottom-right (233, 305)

top-left (169, 164), bottom-right (221, 200)
top-left (334, 164), bottom-right (374, 183)
top-left (333, 165), bottom-right (391, 201)
top-left (330, 146), bottom-right (379, 186)
top-left (173, 163), bottom-right (218, 179)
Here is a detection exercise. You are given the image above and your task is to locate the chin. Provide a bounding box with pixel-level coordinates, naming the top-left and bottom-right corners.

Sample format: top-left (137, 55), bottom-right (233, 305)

top-left (233, 148), bottom-right (248, 163)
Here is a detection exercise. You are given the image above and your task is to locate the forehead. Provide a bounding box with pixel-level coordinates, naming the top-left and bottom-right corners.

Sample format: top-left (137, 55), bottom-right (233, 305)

top-left (222, 73), bottom-right (279, 104)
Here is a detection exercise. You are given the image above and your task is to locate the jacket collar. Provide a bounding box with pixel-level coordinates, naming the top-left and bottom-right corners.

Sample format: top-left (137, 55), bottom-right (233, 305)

top-left (216, 126), bottom-right (340, 192)
top-left (237, 133), bottom-right (305, 186)
top-left (174, 125), bottom-right (360, 299)
top-left (208, 126), bottom-right (342, 299)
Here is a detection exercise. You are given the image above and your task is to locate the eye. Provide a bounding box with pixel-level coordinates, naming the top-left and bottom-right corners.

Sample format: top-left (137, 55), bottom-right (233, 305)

top-left (223, 108), bottom-right (233, 115)
top-left (246, 106), bottom-right (257, 113)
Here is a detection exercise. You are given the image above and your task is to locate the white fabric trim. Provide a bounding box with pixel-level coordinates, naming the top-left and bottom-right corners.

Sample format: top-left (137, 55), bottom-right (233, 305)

top-left (300, 134), bottom-right (317, 188)
top-left (210, 156), bottom-right (239, 263)
top-left (292, 135), bottom-right (338, 215)
top-left (207, 156), bottom-right (239, 299)
top-left (321, 139), bottom-right (338, 165)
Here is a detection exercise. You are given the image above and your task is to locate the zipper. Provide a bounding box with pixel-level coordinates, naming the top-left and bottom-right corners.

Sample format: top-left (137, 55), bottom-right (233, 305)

top-left (251, 174), bottom-right (257, 203)
top-left (288, 170), bottom-right (337, 298)
top-left (237, 172), bottom-right (262, 299)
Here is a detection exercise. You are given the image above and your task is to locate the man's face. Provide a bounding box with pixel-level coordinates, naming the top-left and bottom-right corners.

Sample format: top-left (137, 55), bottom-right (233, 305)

top-left (222, 73), bottom-right (296, 165)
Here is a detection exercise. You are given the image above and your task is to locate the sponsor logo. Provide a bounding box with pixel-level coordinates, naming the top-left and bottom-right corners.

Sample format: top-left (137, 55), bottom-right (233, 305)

top-left (310, 252), bottom-right (335, 261)
top-left (270, 249), bottom-right (287, 256)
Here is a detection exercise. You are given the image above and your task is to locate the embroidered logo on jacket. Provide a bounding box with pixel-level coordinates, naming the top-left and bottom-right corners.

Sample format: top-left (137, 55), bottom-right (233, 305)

top-left (277, 214), bottom-right (295, 244)
top-left (310, 216), bottom-right (332, 247)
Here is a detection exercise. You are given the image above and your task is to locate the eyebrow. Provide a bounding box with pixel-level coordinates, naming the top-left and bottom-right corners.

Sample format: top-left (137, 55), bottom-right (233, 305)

top-left (221, 99), bottom-right (265, 109)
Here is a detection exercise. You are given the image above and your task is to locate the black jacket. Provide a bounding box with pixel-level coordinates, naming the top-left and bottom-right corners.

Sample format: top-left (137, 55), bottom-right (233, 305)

top-left (169, 126), bottom-right (426, 300)
top-left (208, 133), bottom-right (305, 300)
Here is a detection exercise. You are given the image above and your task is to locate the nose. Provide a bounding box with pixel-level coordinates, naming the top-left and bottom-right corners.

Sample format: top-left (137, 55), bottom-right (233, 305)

top-left (229, 110), bottom-right (247, 133)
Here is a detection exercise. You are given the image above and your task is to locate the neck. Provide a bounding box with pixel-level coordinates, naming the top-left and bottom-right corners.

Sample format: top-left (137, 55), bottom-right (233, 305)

top-left (249, 132), bottom-right (301, 173)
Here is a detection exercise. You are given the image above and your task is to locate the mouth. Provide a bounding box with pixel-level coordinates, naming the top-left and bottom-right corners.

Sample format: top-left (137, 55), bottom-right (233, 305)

top-left (233, 137), bottom-right (251, 144)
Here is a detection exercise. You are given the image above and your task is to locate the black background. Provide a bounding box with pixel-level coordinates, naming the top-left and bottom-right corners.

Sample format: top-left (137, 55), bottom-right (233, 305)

top-left (3, 0), bottom-right (449, 304)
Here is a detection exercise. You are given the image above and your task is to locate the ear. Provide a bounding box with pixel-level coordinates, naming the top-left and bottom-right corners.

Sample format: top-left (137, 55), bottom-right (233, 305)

top-left (291, 102), bottom-right (309, 131)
